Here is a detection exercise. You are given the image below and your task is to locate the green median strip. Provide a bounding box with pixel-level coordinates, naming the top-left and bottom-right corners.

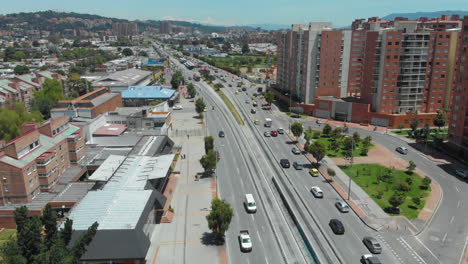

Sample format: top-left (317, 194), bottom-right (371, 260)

top-left (216, 89), bottom-right (245, 126)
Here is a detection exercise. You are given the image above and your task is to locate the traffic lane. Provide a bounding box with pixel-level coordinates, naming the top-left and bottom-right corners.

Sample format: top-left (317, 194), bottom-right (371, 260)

top-left (204, 85), bottom-right (284, 264)
top-left (209, 108), bottom-right (276, 264)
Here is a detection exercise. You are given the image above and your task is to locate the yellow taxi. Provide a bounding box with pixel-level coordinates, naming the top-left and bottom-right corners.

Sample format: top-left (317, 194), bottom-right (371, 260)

top-left (310, 168), bottom-right (319, 177)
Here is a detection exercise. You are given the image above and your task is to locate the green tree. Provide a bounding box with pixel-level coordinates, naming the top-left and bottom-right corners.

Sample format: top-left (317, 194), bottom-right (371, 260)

top-left (264, 91), bottom-right (275, 105)
top-left (200, 149), bottom-right (217, 174)
top-left (18, 216), bottom-right (43, 263)
top-left (221, 42), bottom-right (231, 52)
top-left (309, 141), bottom-right (327, 164)
top-left (290, 122), bottom-right (303, 140)
top-left (388, 193), bottom-right (405, 209)
top-left (31, 78), bottom-right (65, 119)
top-left (14, 65), bottom-right (30, 75)
top-left (407, 160), bottom-right (416, 173)
top-left (195, 98), bottom-right (206, 118)
top-left (204, 136), bottom-right (214, 154)
top-left (59, 218), bottom-right (73, 247)
top-left (214, 83), bottom-right (224, 90)
top-left (122, 48), bottom-right (134, 56)
top-left (362, 136), bottom-right (372, 147)
top-left (170, 71), bottom-right (184, 88)
top-left (322, 124), bottom-right (332, 136)
top-left (422, 176), bottom-right (432, 186)
top-left (433, 111), bottom-right (446, 130)
top-left (187, 83), bottom-right (196, 98)
top-left (0, 240), bottom-right (27, 264)
top-left (352, 132), bottom-right (361, 144)
top-left (409, 118), bottom-right (420, 132)
top-left (71, 222), bottom-right (99, 261)
top-left (329, 139), bottom-right (340, 153)
top-left (241, 43), bottom-right (250, 54)
top-left (396, 181), bottom-right (410, 192)
top-left (206, 198), bottom-right (234, 240)
top-left (32, 40), bottom-right (40, 47)
top-left (331, 128), bottom-right (342, 141)
top-left (14, 206), bottom-right (29, 235)
top-left (42, 204), bottom-right (58, 249)
top-left (13, 51), bottom-right (26, 61)
top-left (0, 109), bottom-right (21, 142)
top-left (138, 51), bottom-right (148, 57)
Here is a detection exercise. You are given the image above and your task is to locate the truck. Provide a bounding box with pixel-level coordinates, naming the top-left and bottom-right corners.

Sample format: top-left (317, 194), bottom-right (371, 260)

top-left (264, 118), bottom-right (272, 127)
top-left (238, 230), bottom-right (252, 252)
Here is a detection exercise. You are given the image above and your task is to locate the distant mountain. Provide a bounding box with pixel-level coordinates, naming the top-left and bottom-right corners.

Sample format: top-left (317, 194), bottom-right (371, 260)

top-left (382, 10), bottom-right (468, 20)
top-left (243, 24), bottom-right (289, 30)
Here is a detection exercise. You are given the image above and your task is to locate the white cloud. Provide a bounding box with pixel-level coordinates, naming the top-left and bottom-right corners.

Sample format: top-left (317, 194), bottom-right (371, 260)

top-left (160, 16), bottom-right (236, 26)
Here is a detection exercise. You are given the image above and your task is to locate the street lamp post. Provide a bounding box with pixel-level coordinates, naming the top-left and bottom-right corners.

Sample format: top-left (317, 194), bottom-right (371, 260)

top-left (347, 136), bottom-right (354, 201)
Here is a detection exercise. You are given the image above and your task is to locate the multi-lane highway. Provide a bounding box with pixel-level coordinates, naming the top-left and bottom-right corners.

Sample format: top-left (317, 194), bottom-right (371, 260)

top-left (159, 44), bottom-right (468, 264)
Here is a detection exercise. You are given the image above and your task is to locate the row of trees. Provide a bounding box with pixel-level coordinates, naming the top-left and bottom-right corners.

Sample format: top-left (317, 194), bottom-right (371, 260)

top-left (1, 205), bottom-right (98, 264)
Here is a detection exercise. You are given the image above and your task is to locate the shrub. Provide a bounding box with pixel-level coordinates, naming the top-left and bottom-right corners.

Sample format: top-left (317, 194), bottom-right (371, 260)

top-left (422, 176), bottom-right (432, 185)
top-left (412, 197), bottom-right (421, 205)
top-left (405, 177), bottom-right (413, 185)
top-left (397, 181), bottom-right (410, 192)
top-left (312, 131), bottom-right (321, 139)
top-left (327, 168), bottom-right (336, 177)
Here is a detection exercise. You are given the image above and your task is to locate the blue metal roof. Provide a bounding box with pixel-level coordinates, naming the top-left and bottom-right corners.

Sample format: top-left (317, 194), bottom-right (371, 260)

top-left (121, 86), bottom-right (175, 99)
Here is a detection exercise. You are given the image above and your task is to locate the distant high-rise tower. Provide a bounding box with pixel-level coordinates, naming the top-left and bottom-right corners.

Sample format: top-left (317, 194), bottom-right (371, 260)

top-left (112, 22), bottom-right (138, 36)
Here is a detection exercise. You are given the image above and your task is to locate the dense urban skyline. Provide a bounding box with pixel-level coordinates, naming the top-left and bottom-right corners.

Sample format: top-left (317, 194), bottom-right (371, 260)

top-left (0, 0), bottom-right (467, 26)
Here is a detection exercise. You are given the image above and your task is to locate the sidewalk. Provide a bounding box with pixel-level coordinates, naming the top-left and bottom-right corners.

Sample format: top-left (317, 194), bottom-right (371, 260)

top-left (145, 95), bottom-right (225, 264)
top-left (289, 131), bottom-right (442, 236)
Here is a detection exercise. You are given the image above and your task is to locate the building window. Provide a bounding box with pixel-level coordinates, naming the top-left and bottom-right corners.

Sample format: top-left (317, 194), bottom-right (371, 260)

top-left (1, 172), bottom-right (6, 181)
top-left (4, 184), bottom-right (9, 192)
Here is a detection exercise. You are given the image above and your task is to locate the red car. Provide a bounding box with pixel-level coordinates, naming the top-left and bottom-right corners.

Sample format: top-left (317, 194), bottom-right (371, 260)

top-left (271, 130), bottom-right (278, 137)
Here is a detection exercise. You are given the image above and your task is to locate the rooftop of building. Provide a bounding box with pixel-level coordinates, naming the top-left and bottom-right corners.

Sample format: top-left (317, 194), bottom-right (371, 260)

top-left (52, 87), bottom-right (120, 109)
top-left (92, 124), bottom-right (127, 137)
top-left (91, 68), bottom-right (152, 87)
top-left (0, 123), bottom-right (81, 168)
top-left (67, 154), bottom-right (174, 230)
top-left (121, 86), bottom-right (176, 99)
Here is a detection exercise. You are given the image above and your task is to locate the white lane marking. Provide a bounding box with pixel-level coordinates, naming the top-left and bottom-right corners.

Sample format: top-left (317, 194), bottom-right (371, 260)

top-left (455, 186), bottom-right (460, 192)
top-left (458, 237), bottom-right (468, 264)
top-left (442, 233), bottom-right (448, 244)
top-left (256, 230), bottom-right (262, 243)
top-left (399, 237), bottom-right (427, 264)
top-left (236, 167), bottom-right (240, 174)
top-left (414, 236), bottom-right (441, 264)
top-left (457, 200), bottom-right (461, 208)
top-left (450, 216), bottom-right (455, 224)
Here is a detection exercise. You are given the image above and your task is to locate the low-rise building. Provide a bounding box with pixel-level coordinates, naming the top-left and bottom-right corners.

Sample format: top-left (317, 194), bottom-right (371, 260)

top-left (0, 116), bottom-right (86, 205)
top-left (91, 68), bottom-right (153, 92)
top-left (121, 86), bottom-right (178, 106)
top-left (51, 87), bottom-right (123, 119)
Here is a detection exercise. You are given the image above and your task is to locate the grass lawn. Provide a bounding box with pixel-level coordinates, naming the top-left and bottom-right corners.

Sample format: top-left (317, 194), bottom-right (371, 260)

top-left (215, 89), bottom-right (245, 126)
top-left (305, 130), bottom-right (373, 158)
top-left (391, 128), bottom-right (448, 140)
top-left (286, 112), bottom-right (308, 119)
top-left (339, 164), bottom-right (431, 219)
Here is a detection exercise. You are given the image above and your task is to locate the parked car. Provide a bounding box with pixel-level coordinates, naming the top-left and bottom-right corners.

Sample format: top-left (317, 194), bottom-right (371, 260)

top-left (172, 105), bottom-right (183, 110)
top-left (335, 201), bottom-right (350, 213)
top-left (219, 131), bottom-right (225, 137)
top-left (292, 146), bottom-right (301, 154)
top-left (228, 84), bottom-right (232, 87)
top-left (277, 128), bottom-right (284, 134)
top-left (395, 146), bottom-right (408, 154)
top-left (293, 161), bottom-right (303, 170)
top-left (251, 109), bottom-right (256, 114)
top-left (242, 87), bottom-right (247, 91)
top-left (329, 219), bottom-right (345, 234)
top-left (310, 186), bottom-right (323, 198)
top-left (310, 168), bottom-right (319, 177)
top-left (455, 169), bottom-right (468, 180)
top-left (271, 130), bottom-right (278, 137)
top-left (264, 131), bottom-right (271, 137)
top-left (245, 99), bottom-right (250, 104)
top-left (254, 120), bottom-right (260, 125)
top-left (360, 254), bottom-right (382, 264)
top-left (316, 119), bottom-right (323, 125)
top-left (280, 159), bottom-right (290, 168)
top-left (362, 237), bottom-right (382, 254)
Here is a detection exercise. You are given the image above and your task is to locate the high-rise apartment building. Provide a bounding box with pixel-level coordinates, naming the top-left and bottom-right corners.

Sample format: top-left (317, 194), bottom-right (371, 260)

top-left (275, 15), bottom-right (461, 127)
top-left (112, 22), bottom-right (138, 36)
top-left (448, 16), bottom-right (468, 158)
top-left (0, 116), bottom-right (85, 205)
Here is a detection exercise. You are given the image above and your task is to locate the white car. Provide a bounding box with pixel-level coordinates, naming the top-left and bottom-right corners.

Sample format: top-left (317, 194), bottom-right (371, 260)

top-left (264, 131), bottom-right (271, 137)
top-left (361, 254), bottom-right (382, 264)
top-left (310, 186), bottom-right (323, 198)
top-left (172, 105), bottom-right (183, 110)
top-left (277, 128), bottom-right (285, 134)
top-left (238, 230), bottom-right (252, 252)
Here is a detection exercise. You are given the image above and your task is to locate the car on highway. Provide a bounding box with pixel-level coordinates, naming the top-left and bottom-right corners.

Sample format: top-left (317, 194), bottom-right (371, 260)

top-left (218, 131), bottom-right (225, 137)
top-left (264, 131), bottom-right (271, 137)
top-left (228, 84), bottom-right (232, 87)
top-left (310, 168), bottom-right (319, 177)
top-left (360, 254), bottom-right (382, 264)
top-left (172, 105), bottom-right (183, 110)
top-left (291, 146), bottom-right (301, 154)
top-left (238, 230), bottom-right (252, 252)
top-left (293, 161), bottom-right (303, 170)
top-left (310, 186), bottom-right (323, 198)
top-left (277, 128), bottom-right (284, 134)
top-left (244, 194), bottom-right (257, 213)
top-left (395, 146), bottom-right (408, 154)
top-left (329, 219), bottom-right (345, 234)
top-left (280, 159), bottom-right (290, 168)
top-left (335, 201), bottom-right (350, 213)
top-left (455, 169), bottom-right (468, 180)
top-left (242, 87), bottom-right (247, 91)
top-left (362, 237), bottom-right (382, 254)
top-left (271, 130), bottom-right (278, 137)
top-left (251, 109), bottom-right (256, 114)
top-left (245, 99), bottom-right (250, 104)
top-left (254, 120), bottom-right (260, 125)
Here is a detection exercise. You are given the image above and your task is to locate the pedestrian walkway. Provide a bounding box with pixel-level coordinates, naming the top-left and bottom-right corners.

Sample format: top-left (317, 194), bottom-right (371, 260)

top-left (145, 95), bottom-right (225, 264)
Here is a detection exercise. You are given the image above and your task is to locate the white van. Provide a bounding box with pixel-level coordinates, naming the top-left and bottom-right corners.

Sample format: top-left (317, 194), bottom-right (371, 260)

top-left (244, 194), bottom-right (257, 213)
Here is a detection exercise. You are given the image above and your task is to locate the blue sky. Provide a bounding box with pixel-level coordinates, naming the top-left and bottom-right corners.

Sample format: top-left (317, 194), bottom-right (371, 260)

top-left (0, 0), bottom-right (467, 27)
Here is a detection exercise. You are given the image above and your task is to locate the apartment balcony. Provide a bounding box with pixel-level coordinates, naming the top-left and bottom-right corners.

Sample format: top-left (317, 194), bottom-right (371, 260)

top-left (398, 101), bottom-right (422, 106)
